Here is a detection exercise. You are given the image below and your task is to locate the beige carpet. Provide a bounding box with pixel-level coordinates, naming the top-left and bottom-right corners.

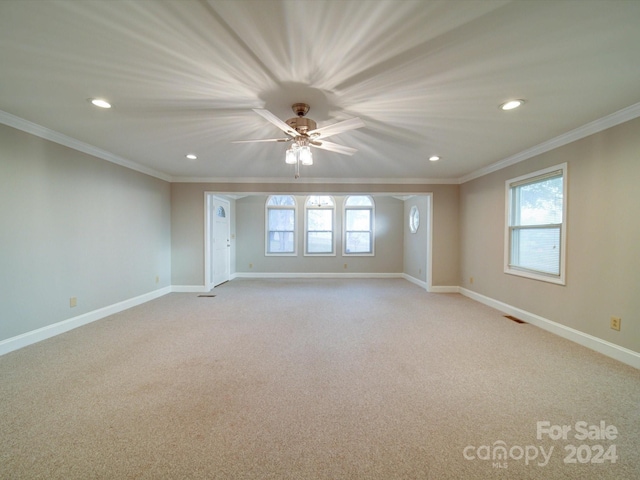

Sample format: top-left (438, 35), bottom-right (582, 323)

top-left (1, 278), bottom-right (639, 479)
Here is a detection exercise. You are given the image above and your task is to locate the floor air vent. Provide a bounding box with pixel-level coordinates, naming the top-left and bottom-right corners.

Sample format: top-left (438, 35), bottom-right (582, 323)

top-left (504, 315), bottom-right (526, 324)
top-left (198, 294), bottom-right (216, 298)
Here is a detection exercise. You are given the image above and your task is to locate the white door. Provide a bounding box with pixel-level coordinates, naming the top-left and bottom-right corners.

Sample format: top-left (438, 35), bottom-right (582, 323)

top-left (211, 196), bottom-right (230, 287)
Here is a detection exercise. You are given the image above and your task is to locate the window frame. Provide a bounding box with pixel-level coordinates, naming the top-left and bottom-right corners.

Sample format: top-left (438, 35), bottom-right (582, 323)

top-left (304, 195), bottom-right (336, 256)
top-left (343, 195), bottom-right (375, 256)
top-left (504, 163), bottom-right (567, 285)
top-left (265, 195), bottom-right (297, 256)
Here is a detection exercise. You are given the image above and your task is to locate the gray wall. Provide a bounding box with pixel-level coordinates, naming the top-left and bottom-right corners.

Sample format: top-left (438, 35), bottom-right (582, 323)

top-left (402, 189), bottom-right (460, 287)
top-left (235, 195), bottom-right (403, 274)
top-left (170, 184), bottom-right (460, 286)
top-left (170, 183), bottom-right (237, 286)
top-left (430, 186), bottom-right (460, 286)
top-left (0, 124), bottom-right (171, 342)
top-left (404, 196), bottom-right (429, 283)
top-left (459, 116), bottom-right (640, 353)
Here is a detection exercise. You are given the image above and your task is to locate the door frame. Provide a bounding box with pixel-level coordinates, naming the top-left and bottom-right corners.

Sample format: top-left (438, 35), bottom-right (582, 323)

top-left (204, 193), bottom-right (231, 290)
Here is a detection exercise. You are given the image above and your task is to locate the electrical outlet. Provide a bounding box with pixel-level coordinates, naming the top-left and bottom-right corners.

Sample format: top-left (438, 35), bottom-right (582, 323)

top-left (610, 317), bottom-right (621, 331)
top-left (344, 263), bottom-right (348, 269)
top-left (249, 263), bottom-right (253, 268)
top-left (155, 275), bottom-right (160, 284)
top-left (70, 297), bottom-right (77, 308)
top-left (470, 277), bottom-right (474, 284)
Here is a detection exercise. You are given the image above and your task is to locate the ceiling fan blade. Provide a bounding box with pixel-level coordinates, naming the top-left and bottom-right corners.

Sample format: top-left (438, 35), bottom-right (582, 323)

top-left (308, 117), bottom-right (365, 139)
top-left (232, 138), bottom-right (291, 144)
top-left (311, 140), bottom-right (357, 156)
top-left (253, 109), bottom-right (298, 137)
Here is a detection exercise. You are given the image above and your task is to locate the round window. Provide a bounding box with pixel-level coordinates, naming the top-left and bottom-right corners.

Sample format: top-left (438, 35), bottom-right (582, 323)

top-left (409, 205), bottom-right (420, 233)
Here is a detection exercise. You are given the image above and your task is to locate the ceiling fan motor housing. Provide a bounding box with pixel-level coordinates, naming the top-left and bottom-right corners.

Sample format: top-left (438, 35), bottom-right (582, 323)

top-left (285, 116), bottom-right (317, 134)
top-left (285, 103), bottom-right (317, 134)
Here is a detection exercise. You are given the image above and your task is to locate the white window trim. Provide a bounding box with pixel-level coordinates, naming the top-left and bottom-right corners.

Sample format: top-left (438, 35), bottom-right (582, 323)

top-left (504, 163), bottom-right (567, 285)
top-left (265, 195), bottom-right (297, 256)
top-left (304, 196), bottom-right (336, 256)
top-left (343, 195), bottom-right (375, 256)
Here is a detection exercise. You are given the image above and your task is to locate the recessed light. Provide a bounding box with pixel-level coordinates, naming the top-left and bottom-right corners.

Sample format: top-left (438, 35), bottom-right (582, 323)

top-left (185, 154), bottom-right (197, 160)
top-left (429, 155), bottom-right (440, 162)
top-left (499, 99), bottom-right (525, 111)
top-left (89, 98), bottom-right (111, 109)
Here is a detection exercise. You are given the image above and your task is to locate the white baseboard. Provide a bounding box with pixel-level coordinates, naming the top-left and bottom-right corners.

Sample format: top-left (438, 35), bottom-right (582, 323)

top-left (429, 285), bottom-right (460, 293)
top-left (402, 274), bottom-right (428, 289)
top-left (0, 286), bottom-right (172, 357)
top-left (233, 272), bottom-right (404, 279)
top-left (460, 288), bottom-right (640, 370)
top-left (171, 285), bottom-right (210, 293)
top-left (190, 274), bottom-right (454, 293)
top-left (401, 274), bottom-right (460, 293)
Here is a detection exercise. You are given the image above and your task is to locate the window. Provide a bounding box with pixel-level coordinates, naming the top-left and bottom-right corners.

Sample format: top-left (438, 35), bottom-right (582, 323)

top-left (265, 195), bottom-right (296, 255)
top-left (505, 163), bottom-right (567, 284)
top-left (409, 205), bottom-right (419, 233)
top-left (305, 196), bottom-right (335, 255)
top-left (344, 195), bottom-right (374, 255)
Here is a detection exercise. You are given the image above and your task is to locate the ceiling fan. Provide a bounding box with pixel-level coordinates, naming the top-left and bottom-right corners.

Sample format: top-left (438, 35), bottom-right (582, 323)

top-left (233, 103), bottom-right (365, 178)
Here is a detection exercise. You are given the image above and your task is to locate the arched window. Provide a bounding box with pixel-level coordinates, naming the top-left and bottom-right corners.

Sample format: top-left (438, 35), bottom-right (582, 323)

top-left (265, 195), bottom-right (296, 255)
top-left (344, 195), bottom-right (375, 255)
top-left (304, 196), bottom-right (335, 255)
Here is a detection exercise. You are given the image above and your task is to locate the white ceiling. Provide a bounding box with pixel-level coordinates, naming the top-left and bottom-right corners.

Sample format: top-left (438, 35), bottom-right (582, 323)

top-left (1, 0), bottom-right (639, 183)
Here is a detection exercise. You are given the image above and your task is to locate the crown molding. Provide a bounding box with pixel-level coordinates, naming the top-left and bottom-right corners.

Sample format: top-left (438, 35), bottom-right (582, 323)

top-left (458, 102), bottom-right (640, 184)
top-left (170, 176), bottom-right (459, 185)
top-left (4, 102), bottom-right (640, 187)
top-left (0, 110), bottom-right (172, 182)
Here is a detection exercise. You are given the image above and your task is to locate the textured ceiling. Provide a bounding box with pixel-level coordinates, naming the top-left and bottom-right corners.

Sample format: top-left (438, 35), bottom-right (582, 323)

top-left (1, 0), bottom-right (639, 183)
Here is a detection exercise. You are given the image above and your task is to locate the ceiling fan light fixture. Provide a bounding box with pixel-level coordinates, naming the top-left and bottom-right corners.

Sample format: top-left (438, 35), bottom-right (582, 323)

top-left (500, 99), bottom-right (525, 111)
top-left (285, 146), bottom-right (297, 165)
top-left (299, 146), bottom-right (313, 165)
